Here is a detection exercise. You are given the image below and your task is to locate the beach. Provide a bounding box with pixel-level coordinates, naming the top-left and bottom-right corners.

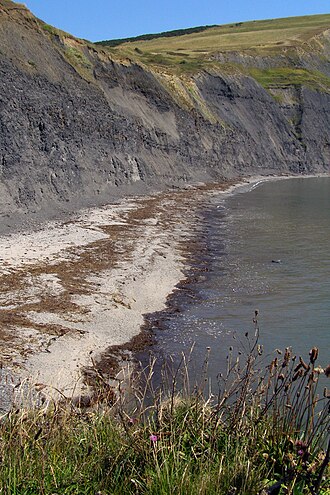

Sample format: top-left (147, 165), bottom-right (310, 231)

top-left (1, 174), bottom-right (322, 404)
top-left (0, 181), bottom-right (240, 403)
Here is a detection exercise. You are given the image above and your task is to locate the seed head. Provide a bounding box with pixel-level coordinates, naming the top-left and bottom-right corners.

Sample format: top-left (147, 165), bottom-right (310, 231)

top-left (309, 347), bottom-right (319, 364)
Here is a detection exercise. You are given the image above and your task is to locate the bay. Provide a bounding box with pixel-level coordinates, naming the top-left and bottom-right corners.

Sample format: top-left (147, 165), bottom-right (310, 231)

top-left (146, 176), bottom-right (330, 385)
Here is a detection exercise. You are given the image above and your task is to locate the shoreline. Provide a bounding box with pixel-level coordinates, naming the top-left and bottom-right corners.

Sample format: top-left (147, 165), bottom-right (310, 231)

top-left (0, 179), bottom-right (234, 403)
top-left (0, 173), bottom-right (328, 405)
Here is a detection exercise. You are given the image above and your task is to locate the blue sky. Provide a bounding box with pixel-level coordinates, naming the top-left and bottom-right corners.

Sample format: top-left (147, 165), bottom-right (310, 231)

top-left (19, 0), bottom-right (330, 42)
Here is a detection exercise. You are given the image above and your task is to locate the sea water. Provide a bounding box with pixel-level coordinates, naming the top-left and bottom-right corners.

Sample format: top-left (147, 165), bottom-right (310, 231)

top-left (147, 177), bottom-right (330, 384)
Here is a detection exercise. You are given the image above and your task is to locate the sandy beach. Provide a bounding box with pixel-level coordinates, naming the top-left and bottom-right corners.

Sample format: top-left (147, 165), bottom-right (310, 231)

top-left (0, 174), bottom-right (325, 405)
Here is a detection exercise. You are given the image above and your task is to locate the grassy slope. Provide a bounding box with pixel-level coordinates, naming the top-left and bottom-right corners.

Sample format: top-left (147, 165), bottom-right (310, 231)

top-left (108, 15), bottom-right (330, 55)
top-left (4, 2), bottom-right (330, 93)
top-left (35, 11), bottom-right (330, 95)
top-left (95, 25), bottom-right (218, 48)
top-left (103, 14), bottom-right (330, 91)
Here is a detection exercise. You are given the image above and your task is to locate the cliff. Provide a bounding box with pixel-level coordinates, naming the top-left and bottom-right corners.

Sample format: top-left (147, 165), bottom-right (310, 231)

top-left (0, 1), bottom-right (329, 231)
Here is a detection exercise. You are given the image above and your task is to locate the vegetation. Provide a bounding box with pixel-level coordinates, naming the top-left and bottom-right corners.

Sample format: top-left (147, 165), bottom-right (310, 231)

top-left (248, 67), bottom-right (330, 91)
top-left (64, 46), bottom-right (92, 70)
top-left (41, 23), bottom-right (58, 36)
top-left (0, 329), bottom-right (329, 494)
top-left (40, 14), bottom-right (330, 93)
top-left (95, 25), bottom-right (217, 48)
top-left (40, 21), bottom-right (77, 42)
top-left (103, 14), bottom-right (330, 70)
top-left (94, 13), bottom-right (330, 97)
top-left (99, 15), bottom-right (330, 53)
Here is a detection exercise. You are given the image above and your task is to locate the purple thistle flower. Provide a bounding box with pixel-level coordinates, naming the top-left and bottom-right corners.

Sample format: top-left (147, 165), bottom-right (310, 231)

top-left (150, 434), bottom-right (158, 443)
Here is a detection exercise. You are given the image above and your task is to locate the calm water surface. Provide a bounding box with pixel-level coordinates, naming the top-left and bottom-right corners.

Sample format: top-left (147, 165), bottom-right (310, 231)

top-left (149, 177), bottom-right (330, 382)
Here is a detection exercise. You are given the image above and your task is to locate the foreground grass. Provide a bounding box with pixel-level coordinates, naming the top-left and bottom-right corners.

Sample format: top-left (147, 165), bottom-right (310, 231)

top-left (0, 336), bottom-right (329, 494)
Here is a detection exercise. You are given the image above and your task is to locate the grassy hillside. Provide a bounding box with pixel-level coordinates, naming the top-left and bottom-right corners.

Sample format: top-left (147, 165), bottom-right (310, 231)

top-left (31, 8), bottom-right (330, 92)
top-left (104, 15), bottom-right (330, 61)
top-left (99, 14), bottom-right (330, 91)
top-left (95, 25), bottom-right (217, 48)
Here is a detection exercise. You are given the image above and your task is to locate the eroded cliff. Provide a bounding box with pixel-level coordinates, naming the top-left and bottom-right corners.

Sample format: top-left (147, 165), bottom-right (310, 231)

top-left (0, 1), bottom-right (329, 231)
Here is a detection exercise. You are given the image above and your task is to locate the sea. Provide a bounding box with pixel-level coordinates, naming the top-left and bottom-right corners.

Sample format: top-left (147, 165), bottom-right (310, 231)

top-left (143, 176), bottom-right (330, 387)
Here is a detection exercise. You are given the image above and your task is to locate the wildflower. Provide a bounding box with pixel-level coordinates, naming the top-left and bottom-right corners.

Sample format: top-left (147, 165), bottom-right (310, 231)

top-left (295, 440), bottom-right (309, 461)
top-left (150, 434), bottom-right (158, 443)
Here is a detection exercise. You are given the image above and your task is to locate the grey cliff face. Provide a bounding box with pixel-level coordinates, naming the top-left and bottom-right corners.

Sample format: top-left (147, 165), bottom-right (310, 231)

top-left (0, 3), bottom-right (329, 231)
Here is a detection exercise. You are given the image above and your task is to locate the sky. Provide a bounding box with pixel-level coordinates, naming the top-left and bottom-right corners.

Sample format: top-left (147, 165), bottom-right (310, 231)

top-left (18, 0), bottom-right (330, 42)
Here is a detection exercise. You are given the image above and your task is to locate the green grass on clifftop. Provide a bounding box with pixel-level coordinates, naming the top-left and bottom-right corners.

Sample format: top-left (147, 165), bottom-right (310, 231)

top-left (95, 14), bottom-right (330, 95)
top-left (100, 15), bottom-right (330, 52)
top-left (95, 25), bottom-right (217, 48)
top-left (35, 11), bottom-right (330, 93)
top-left (103, 14), bottom-right (330, 71)
top-left (249, 67), bottom-right (330, 91)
